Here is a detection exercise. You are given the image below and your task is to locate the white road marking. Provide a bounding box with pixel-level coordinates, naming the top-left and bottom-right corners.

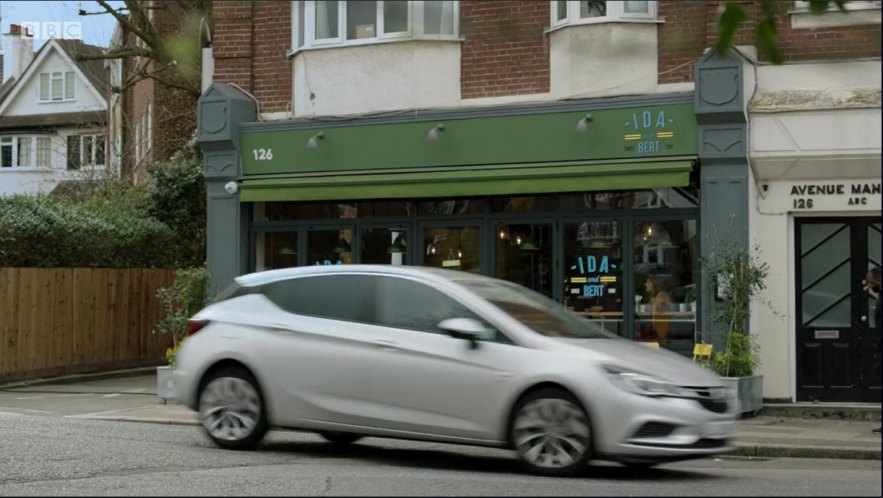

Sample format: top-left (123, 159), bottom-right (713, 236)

top-left (123, 388), bottom-right (147, 393)
top-left (66, 405), bottom-right (158, 418)
top-left (102, 393), bottom-right (121, 398)
top-left (14, 393), bottom-right (91, 401)
top-left (0, 406), bottom-right (55, 414)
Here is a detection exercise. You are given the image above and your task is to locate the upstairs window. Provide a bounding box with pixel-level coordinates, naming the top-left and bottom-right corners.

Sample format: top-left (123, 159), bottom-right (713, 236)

top-left (292, 0), bottom-right (458, 52)
top-left (550, 1), bottom-right (656, 27)
top-left (39, 71), bottom-right (75, 102)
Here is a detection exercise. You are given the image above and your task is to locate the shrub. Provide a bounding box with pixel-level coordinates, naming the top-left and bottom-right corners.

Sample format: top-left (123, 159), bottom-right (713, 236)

top-left (154, 267), bottom-right (211, 365)
top-left (0, 195), bottom-right (177, 268)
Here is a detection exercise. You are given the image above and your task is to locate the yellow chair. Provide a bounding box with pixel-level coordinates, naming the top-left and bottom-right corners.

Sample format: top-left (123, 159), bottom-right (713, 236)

top-left (692, 343), bottom-right (713, 365)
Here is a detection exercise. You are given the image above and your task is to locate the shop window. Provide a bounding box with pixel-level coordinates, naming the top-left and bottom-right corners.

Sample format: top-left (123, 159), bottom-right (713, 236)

top-left (495, 223), bottom-right (553, 298)
top-left (361, 227), bottom-right (408, 265)
top-left (424, 226), bottom-right (480, 273)
top-left (417, 198), bottom-right (485, 216)
top-left (308, 228), bottom-right (353, 266)
top-left (550, 1), bottom-right (656, 28)
top-left (292, 0), bottom-right (457, 53)
top-left (255, 231), bottom-right (299, 271)
top-left (491, 189), bottom-right (698, 213)
top-left (563, 221), bottom-right (624, 335)
top-left (633, 219), bottom-right (697, 349)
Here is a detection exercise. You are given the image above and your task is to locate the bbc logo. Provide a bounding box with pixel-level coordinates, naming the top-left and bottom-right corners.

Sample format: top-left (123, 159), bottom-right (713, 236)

top-left (21, 22), bottom-right (83, 41)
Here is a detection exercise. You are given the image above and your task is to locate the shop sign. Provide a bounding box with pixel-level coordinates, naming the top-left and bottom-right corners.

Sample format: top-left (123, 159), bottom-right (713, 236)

top-left (761, 180), bottom-right (882, 213)
top-left (623, 109), bottom-right (676, 156)
top-left (569, 255), bottom-right (619, 297)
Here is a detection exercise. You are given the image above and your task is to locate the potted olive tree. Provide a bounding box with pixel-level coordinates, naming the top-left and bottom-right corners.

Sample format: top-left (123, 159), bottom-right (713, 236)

top-left (704, 236), bottom-right (772, 415)
top-left (153, 267), bottom-right (210, 403)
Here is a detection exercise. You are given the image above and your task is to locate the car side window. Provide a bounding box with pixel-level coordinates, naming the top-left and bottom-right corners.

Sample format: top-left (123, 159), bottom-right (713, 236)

top-left (262, 274), bottom-right (376, 323)
top-left (374, 276), bottom-right (512, 344)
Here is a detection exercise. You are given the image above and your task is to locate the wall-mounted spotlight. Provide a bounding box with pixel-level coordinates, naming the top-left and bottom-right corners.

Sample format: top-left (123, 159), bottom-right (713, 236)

top-left (427, 123), bottom-right (445, 140)
top-left (575, 113), bottom-right (593, 132)
top-left (307, 132), bottom-right (324, 148)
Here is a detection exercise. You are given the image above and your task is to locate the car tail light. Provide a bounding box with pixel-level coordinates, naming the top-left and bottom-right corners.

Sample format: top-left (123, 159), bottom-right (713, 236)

top-left (188, 319), bottom-right (209, 335)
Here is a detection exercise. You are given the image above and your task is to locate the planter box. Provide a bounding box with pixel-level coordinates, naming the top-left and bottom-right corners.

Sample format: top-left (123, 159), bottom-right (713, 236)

top-left (721, 375), bottom-right (763, 415)
top-left (156, 365), bottom-right (176, 403)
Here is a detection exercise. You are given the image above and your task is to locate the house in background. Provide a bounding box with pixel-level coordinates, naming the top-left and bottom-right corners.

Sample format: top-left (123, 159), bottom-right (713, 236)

top-left (0, 24), bottom-right (109, 196)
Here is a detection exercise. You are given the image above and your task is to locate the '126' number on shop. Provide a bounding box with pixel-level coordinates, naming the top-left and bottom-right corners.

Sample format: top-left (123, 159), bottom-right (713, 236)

top-left (252, 148), bottom-right (273, 161)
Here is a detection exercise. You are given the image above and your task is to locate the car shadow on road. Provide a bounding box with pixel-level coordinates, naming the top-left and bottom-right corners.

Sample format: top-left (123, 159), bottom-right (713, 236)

top-left (257, 439), bottom-right (719, 481)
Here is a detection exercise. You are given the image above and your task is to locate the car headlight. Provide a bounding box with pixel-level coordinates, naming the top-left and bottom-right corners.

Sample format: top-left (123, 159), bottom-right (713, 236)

top-left (603, 365), bottom-right (692, 398)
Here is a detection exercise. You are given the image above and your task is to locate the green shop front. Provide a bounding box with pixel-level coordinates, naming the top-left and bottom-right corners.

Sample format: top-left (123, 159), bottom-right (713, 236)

top-left (198, 56), bottom-right (753, 358)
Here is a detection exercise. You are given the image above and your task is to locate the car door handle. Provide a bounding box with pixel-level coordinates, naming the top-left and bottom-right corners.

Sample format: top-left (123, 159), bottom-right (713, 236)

top-left (373, 340), bottom-right (399, 350)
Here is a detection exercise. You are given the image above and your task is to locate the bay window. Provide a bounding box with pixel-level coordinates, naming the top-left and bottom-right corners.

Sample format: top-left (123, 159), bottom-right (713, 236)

top-left (551, 1), bottom-right (656, 27)
top-left (292, 0), bottom-right (458, 52)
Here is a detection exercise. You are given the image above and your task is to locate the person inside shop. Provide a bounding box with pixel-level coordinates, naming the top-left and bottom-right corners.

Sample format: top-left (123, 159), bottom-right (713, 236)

top-left (646, 277), bottom-right (673, 341)
top-left (865, 266), bottom-right (881, 433)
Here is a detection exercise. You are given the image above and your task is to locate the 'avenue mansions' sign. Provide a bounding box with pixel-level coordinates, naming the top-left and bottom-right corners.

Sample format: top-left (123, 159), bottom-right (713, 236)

top-left (761, 180), bottom-right (881, 212)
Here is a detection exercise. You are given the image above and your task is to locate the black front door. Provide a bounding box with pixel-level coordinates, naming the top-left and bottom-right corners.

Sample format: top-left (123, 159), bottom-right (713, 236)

top-left (796, 217), bottom-right (882, 402)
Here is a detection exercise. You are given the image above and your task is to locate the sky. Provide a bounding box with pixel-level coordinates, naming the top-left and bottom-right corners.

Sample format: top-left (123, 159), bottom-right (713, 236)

top-left (2, 1), bottom-right (124, 78)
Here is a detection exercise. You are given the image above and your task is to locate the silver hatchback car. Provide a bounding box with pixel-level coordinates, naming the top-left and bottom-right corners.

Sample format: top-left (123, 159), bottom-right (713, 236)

top-left (172, 265), bottom-right (735, 476)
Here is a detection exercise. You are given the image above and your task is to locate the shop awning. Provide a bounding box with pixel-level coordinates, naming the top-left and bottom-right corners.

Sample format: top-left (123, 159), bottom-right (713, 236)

top-left (239, 160), bottom-right (694, 202)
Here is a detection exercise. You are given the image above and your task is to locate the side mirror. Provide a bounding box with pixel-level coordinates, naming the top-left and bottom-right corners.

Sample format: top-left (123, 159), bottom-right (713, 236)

top-left (438, 318), bottom-right (489, 348)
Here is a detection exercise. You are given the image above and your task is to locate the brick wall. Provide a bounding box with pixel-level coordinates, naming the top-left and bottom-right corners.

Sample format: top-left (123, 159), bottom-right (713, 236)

top-left (766, 1), bottom-right (882, 62)
top-left (212, 1), bottom-right (256, 90)
top-left (212, 1), bottom-right (292, 113)
top-left (460, 0), bottom-right (549, 99)
top-left (657, 0), bottom-right (882, 83)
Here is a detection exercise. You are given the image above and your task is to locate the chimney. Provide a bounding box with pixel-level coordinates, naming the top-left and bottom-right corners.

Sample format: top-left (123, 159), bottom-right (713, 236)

top-left (4, 24), bottom-right (35, 80)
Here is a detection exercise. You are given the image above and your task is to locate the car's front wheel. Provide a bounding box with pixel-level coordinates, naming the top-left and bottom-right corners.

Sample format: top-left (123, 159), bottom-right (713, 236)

top-left (510, 388), bottom-right (592, 476)
top-left (198, 367), bottom-right (268, 450)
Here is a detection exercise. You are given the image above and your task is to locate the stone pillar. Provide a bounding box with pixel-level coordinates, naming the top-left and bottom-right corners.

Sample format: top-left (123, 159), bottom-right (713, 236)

top-left (197, 84), bottom-right (257, 295)
top-left (694, 49), bottom-right (752, 346)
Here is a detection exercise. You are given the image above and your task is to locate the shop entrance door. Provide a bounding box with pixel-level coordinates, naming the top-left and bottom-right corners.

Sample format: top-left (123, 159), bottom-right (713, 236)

top-left (796, 217), bottom-right (882, 403)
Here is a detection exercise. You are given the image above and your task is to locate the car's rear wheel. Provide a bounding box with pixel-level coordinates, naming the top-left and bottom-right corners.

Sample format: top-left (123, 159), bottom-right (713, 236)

top-left (510, 388), bottom-right (592, 476)
top-left (198, 367), bottom-right (268, 450)
top-left (319, 431), bottom-right (362, 445)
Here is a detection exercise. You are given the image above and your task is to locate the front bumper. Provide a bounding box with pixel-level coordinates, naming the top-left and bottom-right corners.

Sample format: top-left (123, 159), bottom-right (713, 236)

top-left (588, 388), bottom-right (737, 462)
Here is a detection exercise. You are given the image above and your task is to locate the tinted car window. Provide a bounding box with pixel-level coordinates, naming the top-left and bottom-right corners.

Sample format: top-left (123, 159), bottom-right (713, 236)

top-left (374, 276), bottom-right (508, 342)
top-left (262, 274), bottom-right (376, 323)
top-left (457, 278), bottom-right (620, 339)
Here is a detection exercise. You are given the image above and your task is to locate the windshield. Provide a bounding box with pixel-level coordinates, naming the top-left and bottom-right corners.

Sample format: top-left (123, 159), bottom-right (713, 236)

top-left (457, 279), bottom-right (620, 339)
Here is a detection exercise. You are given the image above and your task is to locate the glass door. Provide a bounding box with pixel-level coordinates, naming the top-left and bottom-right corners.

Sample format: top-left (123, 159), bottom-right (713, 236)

top-left (562, 220), bottom-right (625, 335)
top-left (494, 222), bottom-right (553, 298)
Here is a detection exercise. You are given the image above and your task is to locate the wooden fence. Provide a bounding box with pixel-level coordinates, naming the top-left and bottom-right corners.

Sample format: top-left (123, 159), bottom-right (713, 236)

top-left (0, 268), bottom-right (176, 384)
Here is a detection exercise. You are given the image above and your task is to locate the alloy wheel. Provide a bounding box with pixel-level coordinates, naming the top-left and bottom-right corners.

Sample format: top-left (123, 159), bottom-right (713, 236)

top-left (512, 396), bottom-right (590, 472)
top-left (199, 376), bottom-right (262, 442)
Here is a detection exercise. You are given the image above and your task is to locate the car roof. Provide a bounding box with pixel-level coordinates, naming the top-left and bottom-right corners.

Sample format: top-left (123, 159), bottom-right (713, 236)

top-left (234, 265), bottom-right (495, 288)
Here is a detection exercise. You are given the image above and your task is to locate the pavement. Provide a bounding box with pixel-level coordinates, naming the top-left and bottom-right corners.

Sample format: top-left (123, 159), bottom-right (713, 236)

top-left (0, 370), bottom-right (880, 462)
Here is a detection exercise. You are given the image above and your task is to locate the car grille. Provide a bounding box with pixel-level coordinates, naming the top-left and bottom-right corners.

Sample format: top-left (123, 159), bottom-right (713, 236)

top-left (632, 422), bottom-right (677, 439)
top-left (686, 387), bottom-right (730, 414)
top-left (633, 438), bottom-right (730, 449)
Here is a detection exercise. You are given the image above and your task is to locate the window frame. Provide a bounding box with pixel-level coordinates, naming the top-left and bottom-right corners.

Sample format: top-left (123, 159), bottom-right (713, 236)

top-left (793, 0), bottom-right (881, 11)
top-left (292, 0), bottom-right (458, 53)
top-left (38, 71), bottom-right (76, 102)
top-left (0, 135), bottom-right (39, 169)
top-left (549, 1), bottom-right (657, 28)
